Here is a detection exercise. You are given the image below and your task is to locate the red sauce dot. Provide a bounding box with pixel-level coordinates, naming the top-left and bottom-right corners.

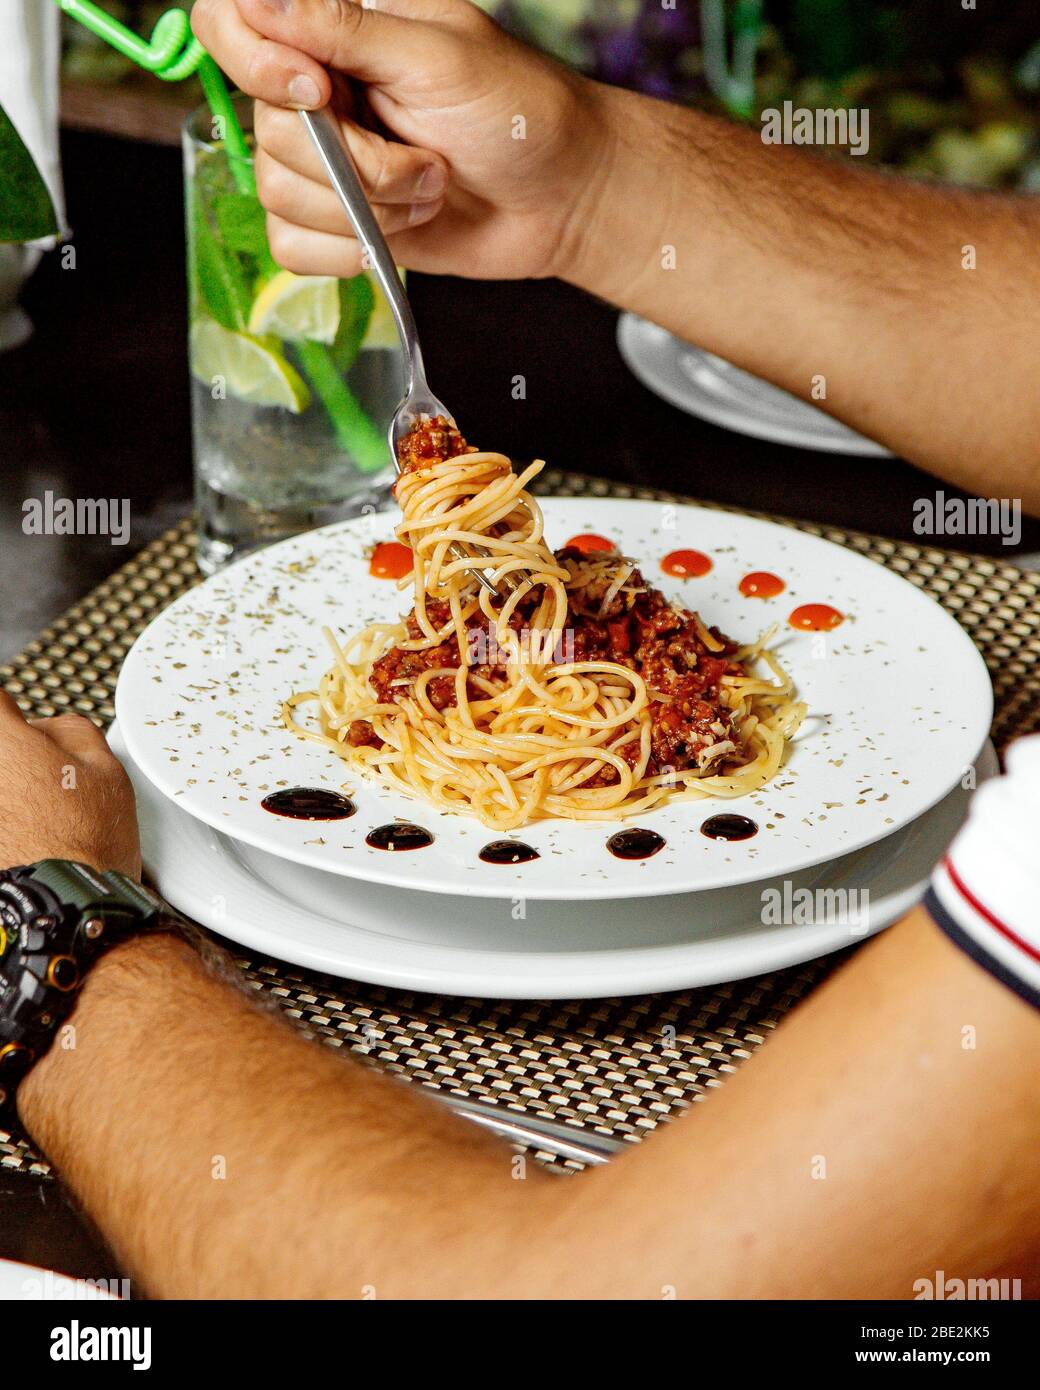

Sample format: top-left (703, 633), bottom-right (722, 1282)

top-left (789, 603), bottom-right (844, 632)
top-left (739, 571), bottom-right (785, 599)
top-left (661, 548), bottom-right (712, 578)
top-left (564, 533), bottom-right (616, 554)
top-left (370, 541), bottom-right (413, 579)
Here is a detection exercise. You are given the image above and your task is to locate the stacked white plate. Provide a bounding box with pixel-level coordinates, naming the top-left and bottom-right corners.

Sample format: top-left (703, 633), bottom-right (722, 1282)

top-left (617, 314), bottom-right (893, 457)
top-left (113, 498), bottom-right (993, 998)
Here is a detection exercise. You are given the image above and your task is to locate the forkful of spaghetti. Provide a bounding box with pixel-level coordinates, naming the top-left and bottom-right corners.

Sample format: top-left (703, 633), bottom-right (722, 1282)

top-left (392, 414), bottom-right (568, 640)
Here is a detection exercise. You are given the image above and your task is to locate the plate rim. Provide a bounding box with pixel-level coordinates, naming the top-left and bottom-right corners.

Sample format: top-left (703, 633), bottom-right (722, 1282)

top-left (114, 497), bottom-right (994, 901)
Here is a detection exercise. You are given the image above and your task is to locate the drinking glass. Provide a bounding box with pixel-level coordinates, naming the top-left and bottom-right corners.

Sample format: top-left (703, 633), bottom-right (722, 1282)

top-left (183, 101), bottom-right (403, 573)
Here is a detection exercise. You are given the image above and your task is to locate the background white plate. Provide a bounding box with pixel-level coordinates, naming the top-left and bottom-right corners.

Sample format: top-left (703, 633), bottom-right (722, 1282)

top-left (114, 498), bottom-right (992, 901)
top-left (617, 314), bottom-right (894, 457)
top-left (114, 725), bottom-right (996, 996)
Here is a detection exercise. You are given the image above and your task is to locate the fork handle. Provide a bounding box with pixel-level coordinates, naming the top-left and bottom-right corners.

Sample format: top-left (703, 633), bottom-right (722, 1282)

top-left (299, 107), bottom-right (427, 398)
top-left (301, 108), bottom-right (521, 602)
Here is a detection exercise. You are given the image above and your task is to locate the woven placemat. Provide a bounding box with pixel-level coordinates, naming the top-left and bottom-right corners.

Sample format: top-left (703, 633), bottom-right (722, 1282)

top-left (3, 471), bottom-right (1038, 1180)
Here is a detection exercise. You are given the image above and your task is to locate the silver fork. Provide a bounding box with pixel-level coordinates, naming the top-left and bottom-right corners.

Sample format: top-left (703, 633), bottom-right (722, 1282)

top-left (432, 1092), bottom-right (625, 1166)
top-left (300, 106), bottom-right (507, 598)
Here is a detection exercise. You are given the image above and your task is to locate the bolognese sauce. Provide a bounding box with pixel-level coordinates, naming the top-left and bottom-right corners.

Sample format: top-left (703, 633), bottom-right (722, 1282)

top-left (347, 548), bottom-right (748, 784)
top-left (395, 415), bottom-right (471, 474)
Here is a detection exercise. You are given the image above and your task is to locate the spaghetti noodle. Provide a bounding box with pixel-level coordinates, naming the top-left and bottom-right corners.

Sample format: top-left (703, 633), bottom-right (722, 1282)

top-left (283, 420), bottom-right (805, 831)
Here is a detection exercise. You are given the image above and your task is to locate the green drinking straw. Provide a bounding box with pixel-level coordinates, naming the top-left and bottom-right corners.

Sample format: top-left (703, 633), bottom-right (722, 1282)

top-left (57, 1), bottom-right (253, 193)
top-left (56, 0), bottom-right (387, 470)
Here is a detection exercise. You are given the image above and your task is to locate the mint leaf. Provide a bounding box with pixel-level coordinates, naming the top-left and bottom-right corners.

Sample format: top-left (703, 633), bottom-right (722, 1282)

top-left (0, 102), bottom-right (58, 243)
top-left (215, 192), bottom-right (268, 260)
top-left (189, 196), bottom-right (252, 330)
top-left (188, 151), bottom-right (257, 330)
top-left (190, 147), bottom-right (283, 323)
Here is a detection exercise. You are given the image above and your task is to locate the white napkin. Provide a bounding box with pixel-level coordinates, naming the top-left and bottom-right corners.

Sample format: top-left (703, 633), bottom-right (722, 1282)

top-left (0, 0), bottom-right (66, 240)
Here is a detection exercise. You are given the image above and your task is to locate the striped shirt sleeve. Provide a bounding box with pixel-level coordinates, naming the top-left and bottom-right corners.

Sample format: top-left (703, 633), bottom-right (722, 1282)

top-left (923, 734), bottom-right (1040, 1010)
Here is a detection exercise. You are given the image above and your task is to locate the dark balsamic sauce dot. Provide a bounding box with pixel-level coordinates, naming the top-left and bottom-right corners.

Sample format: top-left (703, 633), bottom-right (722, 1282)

top-left (700, 813), bottom-right (758, 842)
top-left (366, 823), bottom-right (434, 851)
top-left (479, 840), bottom-right (540, 865)
top-left (606, 828), bottom-right (665, 860)
top-left (261, 788), bottom-right (357, 821)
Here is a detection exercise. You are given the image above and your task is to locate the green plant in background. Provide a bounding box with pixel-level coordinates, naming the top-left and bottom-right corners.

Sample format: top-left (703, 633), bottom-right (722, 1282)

top-left (772, 0), bottom-right (1040, 188)
top-left (485, 0), bottom-right (1038, 188)
top-left (0, 105), bottom-right (59, 244)
top-left (786, 0), bottom-right (892, 82)
top-left (701, 0), bottom-right (764, 118)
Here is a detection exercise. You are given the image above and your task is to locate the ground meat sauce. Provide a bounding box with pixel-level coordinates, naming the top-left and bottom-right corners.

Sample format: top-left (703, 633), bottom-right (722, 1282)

top-left (348, 546), bottom-right (747, 784)
top-left (395, 415), bottom-right (471, 475)
top-left (365, 602), bottom-right (465, 716)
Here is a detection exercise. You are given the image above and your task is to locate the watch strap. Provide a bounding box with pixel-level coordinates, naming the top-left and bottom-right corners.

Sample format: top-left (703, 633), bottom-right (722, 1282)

top-left (0, 861), bottom-right (182, 1121)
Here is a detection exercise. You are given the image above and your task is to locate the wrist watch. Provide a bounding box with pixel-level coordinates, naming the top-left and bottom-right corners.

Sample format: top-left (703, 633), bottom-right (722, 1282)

top-left (0, 860), bottom-right (180, 1123)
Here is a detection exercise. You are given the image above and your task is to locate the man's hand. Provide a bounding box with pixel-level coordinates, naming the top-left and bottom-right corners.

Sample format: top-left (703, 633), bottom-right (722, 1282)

top-left (190, 0), bottom-right (609, 282)
top-left (0, 692), bottom-right (140, 878)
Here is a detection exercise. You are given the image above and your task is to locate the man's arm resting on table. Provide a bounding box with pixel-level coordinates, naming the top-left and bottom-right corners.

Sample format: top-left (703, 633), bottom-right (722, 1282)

top-left (18, 906), bottom-right (1040, 1300)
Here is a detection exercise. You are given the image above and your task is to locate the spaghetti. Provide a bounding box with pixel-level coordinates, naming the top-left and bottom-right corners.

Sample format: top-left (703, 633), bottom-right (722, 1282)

top-left (283, 420), bottom-right (805, 831)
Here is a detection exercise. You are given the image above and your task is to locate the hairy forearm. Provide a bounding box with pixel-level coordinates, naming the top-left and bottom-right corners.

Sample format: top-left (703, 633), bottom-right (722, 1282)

top-left (590, 908), bottom-right (1040, 1298)
top-left (16, 935), bottom-right (572, 1299)
top-left (10, 933), bottom-right (750, 1299)
top-left (568, 84), bottom-right (1040, 509)
top-left (16, 914), bottom-right (1040, 1300)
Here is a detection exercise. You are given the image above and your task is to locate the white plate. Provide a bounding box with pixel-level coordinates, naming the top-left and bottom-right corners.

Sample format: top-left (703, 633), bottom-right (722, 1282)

top-left (114, 497), bottom-right (993, 901)
top-left (113, 724), bottom-right (996, 996)
top-left (617, 314), bottom-right (893, 457)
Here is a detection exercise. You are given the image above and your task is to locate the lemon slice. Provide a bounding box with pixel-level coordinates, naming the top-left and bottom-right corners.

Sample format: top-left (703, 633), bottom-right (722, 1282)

top-left (247, 269), bottom-right (341, 344)
top-left (190, 320), bottom-right (311, 413)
